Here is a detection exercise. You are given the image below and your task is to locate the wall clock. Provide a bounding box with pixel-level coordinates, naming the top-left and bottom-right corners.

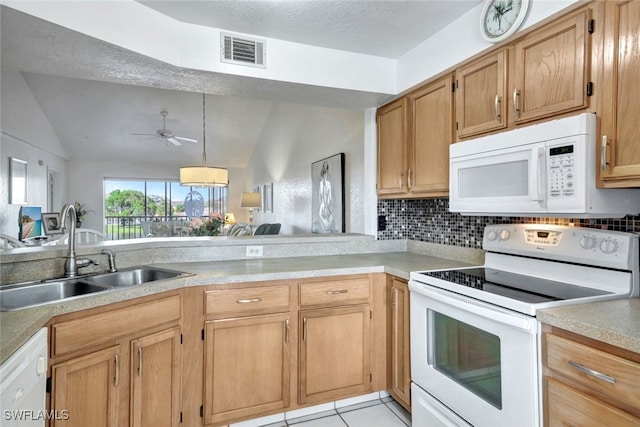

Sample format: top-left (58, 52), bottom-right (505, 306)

top-left (480, 0), bottom-right (530, 43)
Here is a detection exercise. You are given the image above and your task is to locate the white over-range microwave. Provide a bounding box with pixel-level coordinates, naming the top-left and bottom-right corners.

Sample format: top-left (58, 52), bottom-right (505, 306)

top-left (449, 113), bottom-right (640, 218)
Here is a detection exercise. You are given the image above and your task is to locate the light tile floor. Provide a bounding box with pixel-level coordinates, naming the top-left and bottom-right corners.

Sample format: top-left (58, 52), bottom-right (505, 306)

top-left (258, 397), bottom-right (411, 427)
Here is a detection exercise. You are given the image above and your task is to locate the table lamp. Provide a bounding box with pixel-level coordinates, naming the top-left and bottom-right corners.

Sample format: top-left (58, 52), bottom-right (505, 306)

top-left (240, 192), bottom-right (261, 225)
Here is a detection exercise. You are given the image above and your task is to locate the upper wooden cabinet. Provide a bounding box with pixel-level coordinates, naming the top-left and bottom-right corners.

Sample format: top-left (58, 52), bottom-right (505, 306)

top-left (377, 98), bottom-right (408, 196)
top-left (455, 49), bottom-right (509, 138)
top-left (513, 10), bottom-right (592, 124)
top-left (377, 75), bottom-right (454, 199)
top-left (598, 0), bottom-right (640, 187)
top-left (407, 75), bottom-right (454, 196)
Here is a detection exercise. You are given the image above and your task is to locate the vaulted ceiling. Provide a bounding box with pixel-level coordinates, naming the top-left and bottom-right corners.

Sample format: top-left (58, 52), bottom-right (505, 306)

top-left (1, 1), bottom-right (481, 167)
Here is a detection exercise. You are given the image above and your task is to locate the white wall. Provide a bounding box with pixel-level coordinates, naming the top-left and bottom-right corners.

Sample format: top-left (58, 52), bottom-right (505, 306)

top-left (246, 104), bottom-right (364, 234)
top-left (0, 68), bottom-right (68, 239)
top-left (397, 0), bottom-right (580, 92)
top-left (67, 161), bottom-right (248, 231)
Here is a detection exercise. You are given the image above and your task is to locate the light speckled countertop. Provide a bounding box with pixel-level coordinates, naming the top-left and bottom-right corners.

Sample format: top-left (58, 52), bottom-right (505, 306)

top-left (537, 298), bottom-right (640, 353)
top-left (0, 251), bottom-right (475, 363)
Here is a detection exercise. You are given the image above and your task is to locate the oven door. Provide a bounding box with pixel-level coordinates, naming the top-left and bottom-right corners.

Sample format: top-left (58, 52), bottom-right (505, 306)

top-left (410, 280), bottom-right (540, 427)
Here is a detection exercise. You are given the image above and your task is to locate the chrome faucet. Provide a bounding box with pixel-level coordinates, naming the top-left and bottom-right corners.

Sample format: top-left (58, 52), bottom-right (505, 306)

top-left (60, 203), bottom-right (96, 277)
top-left (102, 249), bottom-right (117, 273)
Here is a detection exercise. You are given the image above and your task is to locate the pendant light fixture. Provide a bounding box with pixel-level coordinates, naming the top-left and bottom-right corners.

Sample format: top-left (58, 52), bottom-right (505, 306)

top-left (179, 93), bottom-right (229, 187)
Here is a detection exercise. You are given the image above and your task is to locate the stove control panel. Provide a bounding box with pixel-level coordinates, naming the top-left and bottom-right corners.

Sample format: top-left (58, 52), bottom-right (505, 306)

top-left (483, 224), bottom-right (638, 271)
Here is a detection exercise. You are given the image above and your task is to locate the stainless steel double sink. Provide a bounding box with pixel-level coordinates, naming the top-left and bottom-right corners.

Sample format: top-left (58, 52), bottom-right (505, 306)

top-left (0, 267), bottom-right (188, 312)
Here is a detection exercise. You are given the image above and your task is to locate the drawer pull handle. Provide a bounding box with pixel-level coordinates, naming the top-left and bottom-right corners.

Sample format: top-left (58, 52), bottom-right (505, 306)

top-left (568, 360), bottom-right (616, 384)
top-left (303, 317), bottom-right (308, 341)
top-left (494, 94), bottom-right (501, 122)
top-left (326, 290), bottom-right (348, 295)
top-left (137, 346), bottom-right (143, 377)
top-left (237, 298), bottom-right (262, 304)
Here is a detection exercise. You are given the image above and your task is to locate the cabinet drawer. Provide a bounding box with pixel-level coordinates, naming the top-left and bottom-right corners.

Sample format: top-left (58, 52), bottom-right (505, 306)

top-left (545, 333), bottom-right (640, 409)
top-left (299, 277), bottom-right (370, 307)
top-left (52, 295), bottom-right (181, 357)
top-left (204, 285), bottom-right (290, 317)
top-left (546, 377), bottom-right (640, 427)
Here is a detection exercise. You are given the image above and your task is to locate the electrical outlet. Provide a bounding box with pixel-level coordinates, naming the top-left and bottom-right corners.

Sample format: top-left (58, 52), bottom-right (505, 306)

top-left (246, 245), bottom-right (263, 257)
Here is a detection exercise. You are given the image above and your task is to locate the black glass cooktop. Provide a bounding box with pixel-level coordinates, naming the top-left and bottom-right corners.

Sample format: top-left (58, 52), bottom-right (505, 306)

top-left (421, 268), bottom-right (611, 304)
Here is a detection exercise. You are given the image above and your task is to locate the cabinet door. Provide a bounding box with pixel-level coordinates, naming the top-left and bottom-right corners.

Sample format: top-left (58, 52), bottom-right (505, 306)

top-left (389, 279), bottom-right (411, 412)
top-left (377, 98), bottom-right (408, 196)
top-left (299, 305), bottom-right (370, 404)
top-left (203, 313), bottom-right (290, 425)
top-left (130, 327), bottom-right (181, 427)
top-left (599, 0), bottom-right (640, 185)
top-left (456, 50), bottom-right (508, 138)
top-left (51, 346), bottom-right (120, 427)
top-left (513, 10), bottom-right (590, 123)
top-left (407, 74), bottom-right (454, 195)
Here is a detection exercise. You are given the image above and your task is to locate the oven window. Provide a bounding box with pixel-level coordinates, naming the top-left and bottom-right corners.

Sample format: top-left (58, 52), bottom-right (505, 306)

top-left (431, 311), bottom-right (502, 409)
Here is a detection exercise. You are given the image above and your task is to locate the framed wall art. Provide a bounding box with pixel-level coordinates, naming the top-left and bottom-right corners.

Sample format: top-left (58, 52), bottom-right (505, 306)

top-left (311, 153), bottom-right (345, 234)
top-left (42, 212), bottom-right (65, 235)
top-left (263, 183), bottom-right (273, 213)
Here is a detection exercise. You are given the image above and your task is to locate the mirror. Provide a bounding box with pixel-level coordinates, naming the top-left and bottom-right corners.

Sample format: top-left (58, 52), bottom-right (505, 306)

top-left (10, 157), bottom-right (27, 205)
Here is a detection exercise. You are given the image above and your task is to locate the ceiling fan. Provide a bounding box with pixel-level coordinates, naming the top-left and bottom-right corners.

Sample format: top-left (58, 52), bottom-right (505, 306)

top-left (131, 110), bottom-right (197, 146)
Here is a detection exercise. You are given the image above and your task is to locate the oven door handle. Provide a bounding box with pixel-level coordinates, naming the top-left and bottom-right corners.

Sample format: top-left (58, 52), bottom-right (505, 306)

top-left (413, 283), bottom-right (537, 333)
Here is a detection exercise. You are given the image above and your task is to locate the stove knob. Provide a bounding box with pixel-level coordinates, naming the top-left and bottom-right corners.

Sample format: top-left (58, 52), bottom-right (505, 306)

top-left (499, 229), bottom-right (510, 241)
top-left (579, 235), bottom-right (597, 250)
top-left (487, 230), bottom-right (498, 241)
top-left (599, 238), bottom-right (618, 254)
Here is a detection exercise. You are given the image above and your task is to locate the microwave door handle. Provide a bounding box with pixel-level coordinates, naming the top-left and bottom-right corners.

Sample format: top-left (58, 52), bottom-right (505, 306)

top-left (530, 147), bottom-right (546, 202)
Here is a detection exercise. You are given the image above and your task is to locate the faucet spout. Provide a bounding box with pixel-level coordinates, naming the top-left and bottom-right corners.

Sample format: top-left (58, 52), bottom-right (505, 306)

top-left (60, 203), bottom-right (81, 278)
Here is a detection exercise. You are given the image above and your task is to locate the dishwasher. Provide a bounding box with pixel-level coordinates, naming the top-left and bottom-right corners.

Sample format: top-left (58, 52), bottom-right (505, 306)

top-left (0, 328), bottom-right (48, 427)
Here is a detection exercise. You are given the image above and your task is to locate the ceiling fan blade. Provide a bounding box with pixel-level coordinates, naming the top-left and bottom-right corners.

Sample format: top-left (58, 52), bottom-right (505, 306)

top-left (131, 133), bottom-right (159, 136)
top-left (174, 136), bottom-right (198, 143)
top-left (167, 137), bottom-right (182, 146)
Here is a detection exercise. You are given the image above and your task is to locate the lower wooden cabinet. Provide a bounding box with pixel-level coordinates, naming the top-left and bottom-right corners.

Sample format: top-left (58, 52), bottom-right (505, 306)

top-left (389, 278), bottom-right (411, 411)
top-left (542, 328), bottom-right (640, 426)
top-left (299, 304), bottom-right (371, 404)
top-left (130, 327), bottom-right (182, 427)
top-left (203, 313), bottom-right (290, 425)
top-left (51, 345), bottom-right (121, 427)
top-left (48, 293), bottom-right (183, 427)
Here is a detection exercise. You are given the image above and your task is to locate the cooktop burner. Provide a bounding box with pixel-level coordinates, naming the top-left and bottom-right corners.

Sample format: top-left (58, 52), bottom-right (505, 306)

top-left (422, 268), bottom-right (611, 304)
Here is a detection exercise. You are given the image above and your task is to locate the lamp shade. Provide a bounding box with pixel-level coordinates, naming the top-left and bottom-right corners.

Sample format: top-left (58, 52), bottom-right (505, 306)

top-left (180, 166), bottom-right (228, 187)
top-left (240, 192), bottom-right (262, 208)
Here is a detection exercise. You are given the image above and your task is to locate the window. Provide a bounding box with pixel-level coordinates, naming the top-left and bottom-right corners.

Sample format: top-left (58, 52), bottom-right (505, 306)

top-left (103, 179), bottom-right (228, 240)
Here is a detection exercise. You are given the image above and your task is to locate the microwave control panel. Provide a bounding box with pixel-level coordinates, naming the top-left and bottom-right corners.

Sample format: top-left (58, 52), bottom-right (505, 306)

top-left (548, 144), bottom-right (575, 198)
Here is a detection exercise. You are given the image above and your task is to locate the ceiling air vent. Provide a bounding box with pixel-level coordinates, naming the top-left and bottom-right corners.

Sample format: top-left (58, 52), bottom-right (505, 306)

top-left (221, 33), bottom-right (266, 68)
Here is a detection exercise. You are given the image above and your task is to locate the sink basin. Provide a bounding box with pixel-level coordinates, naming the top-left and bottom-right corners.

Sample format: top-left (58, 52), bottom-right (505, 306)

top-left (0, 267), bottom-right (187, 311)
top-left (84, 267), bottom-right (186, 288)
top-left (0, 280), bottom-right (108, 311)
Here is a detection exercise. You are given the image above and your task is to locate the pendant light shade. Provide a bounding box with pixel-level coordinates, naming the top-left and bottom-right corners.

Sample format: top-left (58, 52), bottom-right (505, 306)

top-left (180, 93), bottom-right (228, 187)
top-left (180, 166), bottom-right (228, 187)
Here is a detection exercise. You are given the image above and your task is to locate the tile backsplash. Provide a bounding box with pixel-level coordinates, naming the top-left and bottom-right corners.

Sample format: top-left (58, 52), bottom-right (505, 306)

top-left (377, 198), bottom-right (640, 249)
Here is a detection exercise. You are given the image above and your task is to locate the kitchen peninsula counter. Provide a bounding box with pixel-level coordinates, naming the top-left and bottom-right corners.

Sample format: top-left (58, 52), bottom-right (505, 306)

top-left (538, 298), bottom-right (640, 354)
top-left (1, 249), bottom-right (476, 363)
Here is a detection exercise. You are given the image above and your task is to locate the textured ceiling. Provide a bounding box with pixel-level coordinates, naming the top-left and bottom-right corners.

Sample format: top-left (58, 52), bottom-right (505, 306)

top-left (1, 2), bottom-right (481, 166)
top-left (138, 0), bottom-right (482, 59)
